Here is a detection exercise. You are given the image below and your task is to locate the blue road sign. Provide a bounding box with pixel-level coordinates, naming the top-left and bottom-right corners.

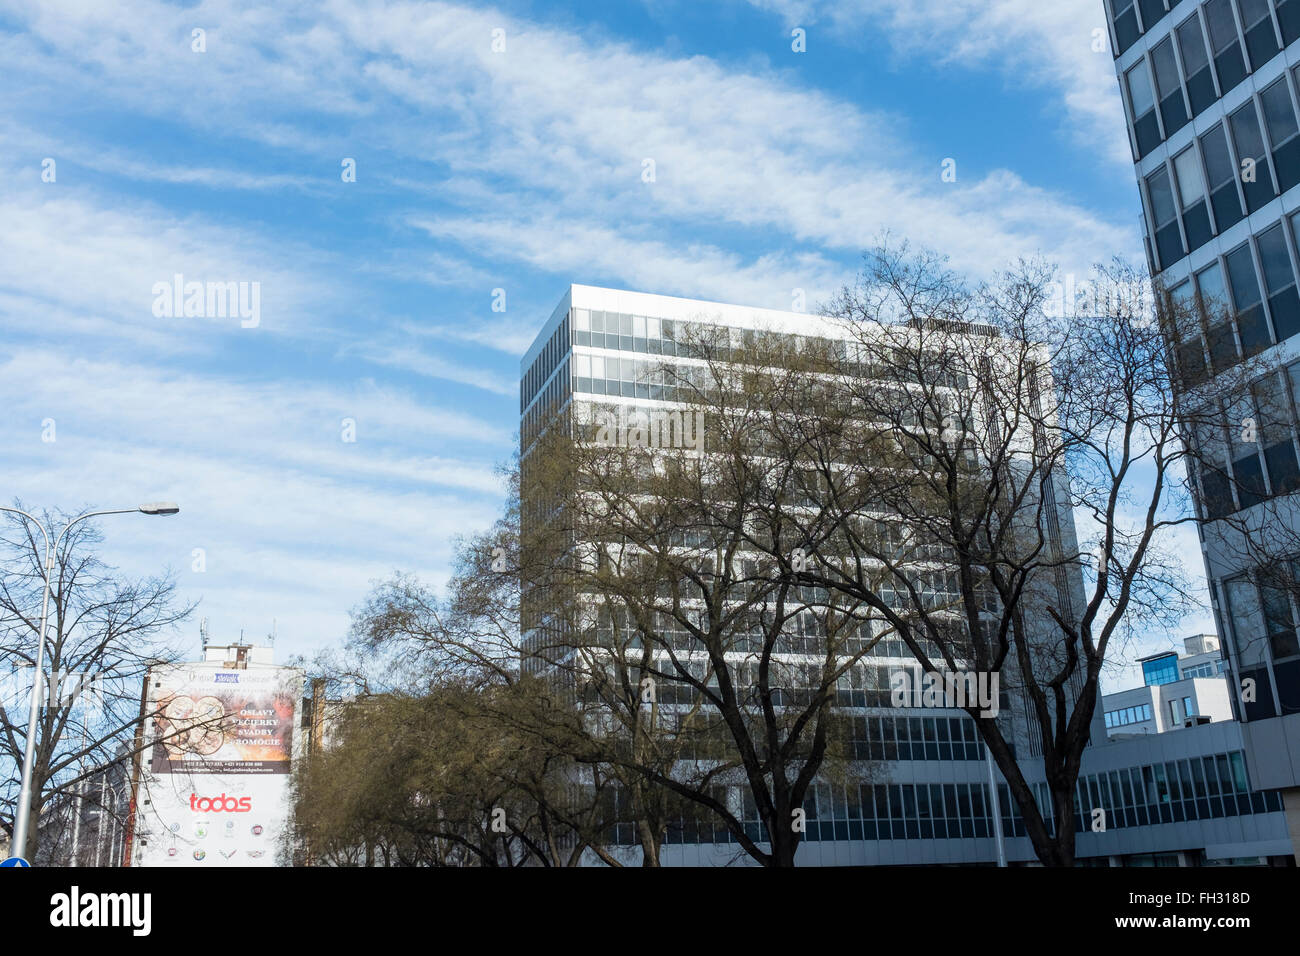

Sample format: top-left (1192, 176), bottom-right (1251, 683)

top-left (0, 857), bottom-right (31, 867)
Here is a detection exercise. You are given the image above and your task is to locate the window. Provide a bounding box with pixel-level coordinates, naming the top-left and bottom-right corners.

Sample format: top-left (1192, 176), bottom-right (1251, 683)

top-left (1279, 0), bottom-right (1300, 45)
top-left (1111, 0), bottom-right (1141, 53)
top-left (1226, 243), bottom-right (1272, 355)
top-left (632, 314), bottom-right (647, 352)
top-left (1177, 15), bottom-right (1217, 115)
top-left (1235, 0), bottom-right (1279, 69)
top-left (1151, 37), bottom-right (1188, 135)
top-left (1193, 406), bottom-right (1234, 517)
top-left (1206, 0), bottom-right (1249, 92)
top-left (1127, 62), bottom-right (1161, 157)
top-left (1198, 262), bottom-right (1239, 372)
top-left (1253, 370), bottom-right (1300, 494)
top-left (1229, 392), bottom-right (1269, 506)
top-left (1139, 0), bottom-right (1169, 31)
top-left (1170, 698), bottom-right (1183, 724)
top-left (1144, 655), bottom-right (1180, 686)
top-left (1259, 222), bottom-right (1300, 340)
top-left (1225, 576), bottom-right (1271, 671)
top-left (1201, 124), bottom-right (1245, 231)
top-left (1147, 166), bottom-right (1183, 266)
top-left (1173, 147), bottom-right (1213, 250)
top-left (1263, 77), bottom-right (1300, 193)
top-left (1170, 279), bottom-right (1208, 386)
top-left (1230, 102), bottom-right (1275, 212)
top-left (1260, 572), bottom-right (1300, 659)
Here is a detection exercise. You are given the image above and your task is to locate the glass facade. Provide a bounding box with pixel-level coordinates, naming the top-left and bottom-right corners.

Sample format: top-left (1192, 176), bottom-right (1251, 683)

top-left (1143, 654), bottom-right (1182, 685)
top-left (1110, 0), bottom-right (1300, 746)
top-left (607, 749), bottom-right (1283, 847)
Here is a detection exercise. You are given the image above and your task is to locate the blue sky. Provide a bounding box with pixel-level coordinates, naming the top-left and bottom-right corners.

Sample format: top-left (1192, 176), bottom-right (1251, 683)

top-left (0, 0), bottom-right (1202, 688)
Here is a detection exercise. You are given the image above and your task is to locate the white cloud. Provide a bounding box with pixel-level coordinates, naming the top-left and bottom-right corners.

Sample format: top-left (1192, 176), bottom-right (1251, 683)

top-left (0, 346), bottom-right (506, 653)
top-left (742, 0), bottom-right (1131, 168)
top-left (1, 0), bottom-right (1137, 285)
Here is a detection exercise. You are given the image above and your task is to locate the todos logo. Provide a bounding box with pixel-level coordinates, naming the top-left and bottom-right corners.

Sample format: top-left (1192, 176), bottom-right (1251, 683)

top-left (190, 793), bottom-right (252, 813)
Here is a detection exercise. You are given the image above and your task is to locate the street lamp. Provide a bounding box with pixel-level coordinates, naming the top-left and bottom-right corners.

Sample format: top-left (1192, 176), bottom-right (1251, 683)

top-left (0, 502), bottom-right (179, 861)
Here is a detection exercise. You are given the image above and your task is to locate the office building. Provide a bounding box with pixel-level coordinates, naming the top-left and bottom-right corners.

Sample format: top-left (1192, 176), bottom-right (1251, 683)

top-left (1105, 0), bottom-right (1300, 849)
top-left (519, 284), bottom-right (1295, 864)
top-left (1103, 635), bottom-right (1234, 737)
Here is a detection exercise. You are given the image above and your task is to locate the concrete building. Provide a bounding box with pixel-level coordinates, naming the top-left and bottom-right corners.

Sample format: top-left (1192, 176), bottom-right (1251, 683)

top-left (1105, 0), bottom-right (1300, 850)
top-left (520, 284), bottom-right (1295, 865)
top-left (1103, 635), bottom-right (1235, 737)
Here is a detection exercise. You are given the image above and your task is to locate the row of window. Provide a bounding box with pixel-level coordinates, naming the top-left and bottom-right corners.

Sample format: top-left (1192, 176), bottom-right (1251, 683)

top-left (1171, 215), bottom-right (1300, 387)
top-left (1105, 702), bottom-right (1155, 727)
top-left (846, 715), bottom-right (989, 762)
top-left (610, 782), bottom-right (1021, 846)
top-left (1189, 357), bottom-right (1300, 516)
top-left (1049, 751), bottom-right (1282, 834)
top-left (569, 308), bottom-right (969, 389)
top-left (521, 313), bottom-right (570, 413)
top-left (521, 355), bottom-right (569, 450)
top-left (1144, 653), bottom-right (1182, 684)
top-left (1183, 658), bottom-right (1230, 675)
top-left (608, 749), bottom-right (1282, 846)
top-left (1120, 0), bottom-right (1300, 160)
top-left (1221, 566), bottom-right (1300, 719)
top-left (1143, 67), bottom-right (1300, 271)
top-left (1110, 0), bottom-right (1191, 56)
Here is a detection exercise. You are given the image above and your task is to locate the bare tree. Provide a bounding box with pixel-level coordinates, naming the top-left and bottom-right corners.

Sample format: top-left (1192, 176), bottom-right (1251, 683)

top-left (728, 243), bottom-right (1265, 865)
top-left (0, 505), bottom-right (194, 860)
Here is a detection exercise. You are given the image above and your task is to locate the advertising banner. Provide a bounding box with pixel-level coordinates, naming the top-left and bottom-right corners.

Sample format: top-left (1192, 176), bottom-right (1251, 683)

top-left (135, 662), bottom-right (302, 867)
top-left (148, 665), bottom-right (298, 774)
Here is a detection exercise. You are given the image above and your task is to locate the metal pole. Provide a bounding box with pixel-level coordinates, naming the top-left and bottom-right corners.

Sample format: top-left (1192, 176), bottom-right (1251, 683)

top-left (985, 742), bottom-right (1007, 867)
top-left (4, 507), bottom-right (52, 861)
top-left (93, 770), bottom-right (107, 867)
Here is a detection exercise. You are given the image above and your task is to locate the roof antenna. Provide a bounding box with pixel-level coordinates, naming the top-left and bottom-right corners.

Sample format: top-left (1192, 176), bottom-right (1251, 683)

top-left (268, 618), bottom-right (277, 647)
top-left (200, 618), bottom-right (209, 649)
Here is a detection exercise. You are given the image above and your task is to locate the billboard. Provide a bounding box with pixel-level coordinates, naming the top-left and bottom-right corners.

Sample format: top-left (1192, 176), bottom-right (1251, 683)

top-left (134, 661), bottom-right (302, 867)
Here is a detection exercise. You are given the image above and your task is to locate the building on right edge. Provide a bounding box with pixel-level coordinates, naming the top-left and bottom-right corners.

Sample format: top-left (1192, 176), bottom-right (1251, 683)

top-left (1104, 0), bottom-right (1300, 854)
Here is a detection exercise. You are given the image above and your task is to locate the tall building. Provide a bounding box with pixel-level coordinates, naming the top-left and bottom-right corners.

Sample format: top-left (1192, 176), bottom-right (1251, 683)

top-left (1105, 0), bottom-right (1300, 850)
top-left (519, 285), bottom-right (1293, 864)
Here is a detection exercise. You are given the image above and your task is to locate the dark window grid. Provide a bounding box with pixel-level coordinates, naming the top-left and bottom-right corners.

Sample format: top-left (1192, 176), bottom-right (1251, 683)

top-left (1111, 0), bottom-right (1143, 57)
top-left (1153, 36), bottom-right (1193, 134)
top-left (1248, 238), bottom-right (1283, 350)
top-left (1203, 124), bottom-right (1248, 233)
top-left (1226, 242), bottom-right (1277, 356)
top-left (1279, 214), bottom-right (1300, 343)
top-left (1180, 12), bottom-right (1223, 110)
top-left (1237, 0), bottom-right (1282, 69)
top-left (1282, 0), bottom-right (1300, 44)
top-left (1227, 430), bottom-right (1271, 507)
top-left (1147, 165), bottom-right (1191, 266)
top-left (1248, 383), bottom-right (1294, 499)
top-left (1255, 90), bottom-right (1290, 199)
top-left (1200, 255), bottom-right (1246, 367)
top-left (1207, 0), bottom-right (1250, 93)
top-left (1231, 98), bottom-right (1282, 207)
top-left (1172, 147), bottom-right (1216, 250)
top-left (1170, 276), bottom-right (1215, 379)
top-left (1263, 70), bottom-right (1300, 154)
top-left (1128, 58), bottom-right (1166, 156)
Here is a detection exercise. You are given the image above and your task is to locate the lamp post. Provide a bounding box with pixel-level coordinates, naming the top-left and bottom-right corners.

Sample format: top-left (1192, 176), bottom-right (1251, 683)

top-left (1, 502), bottom-right (179, 860)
